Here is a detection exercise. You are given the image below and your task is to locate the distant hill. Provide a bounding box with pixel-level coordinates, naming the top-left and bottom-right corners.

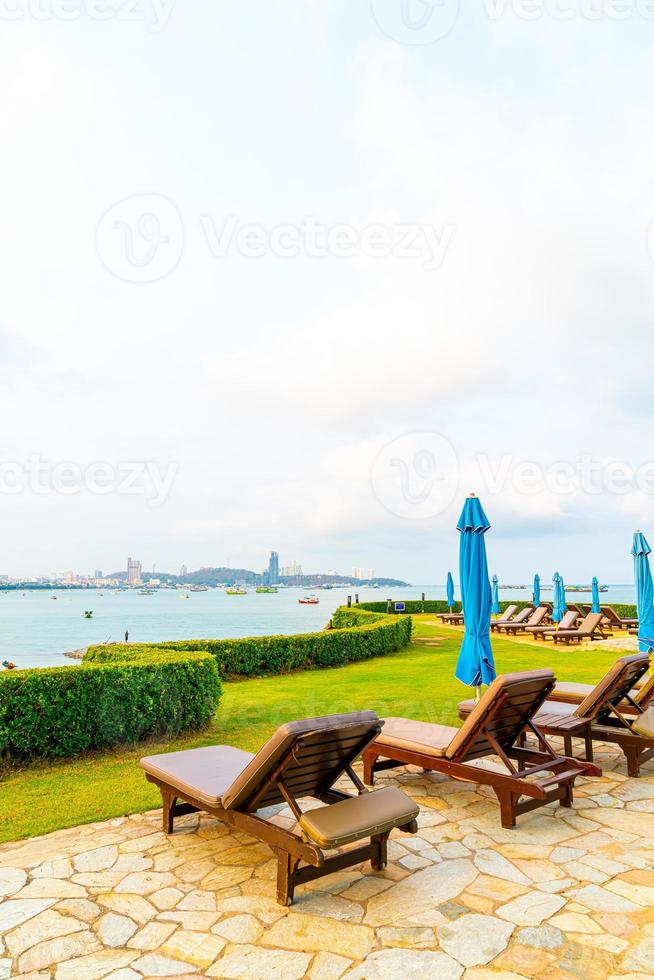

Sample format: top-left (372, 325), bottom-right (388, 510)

top-left (106, 567), bottom-right (409, 588)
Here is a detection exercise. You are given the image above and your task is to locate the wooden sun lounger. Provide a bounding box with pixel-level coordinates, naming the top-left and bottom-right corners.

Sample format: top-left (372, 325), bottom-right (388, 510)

top-left (490, 605), bottom-right (532, 633)
top-left (600, 605), bottom-right (638, 631)
top-left (551, 612), bottom-right (608, 644)
top-left (459, 653), bottom-right (653, 777)
top-left (362, 670), bottom-right (598, 829)
top-left (547, 662), bottom-right (654, 716)
top-left (140, 712), bottom-right (419, 905)
top-left (438, 608), bottom-right (465, 625)
top-left (498, 605), bottom-right (550, 635)
top-left (526, 610), bottom-right (579, 641)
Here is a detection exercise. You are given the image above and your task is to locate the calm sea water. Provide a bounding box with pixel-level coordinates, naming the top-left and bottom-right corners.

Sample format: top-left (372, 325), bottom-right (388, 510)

top-left (0, 584), bottom-right (637, 670)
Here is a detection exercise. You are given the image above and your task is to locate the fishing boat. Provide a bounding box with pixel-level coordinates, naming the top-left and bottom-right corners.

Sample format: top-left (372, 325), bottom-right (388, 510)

top-left (139, 588), bottom-right (156, 595)
top-left (299, 595), bottom-right (319, 604)
top-left (226, 587), bottom-right (247, 595)
top-left (190, 585), bottom-right (208, 592)
top-left (256, 586), bottom-right (278, 593)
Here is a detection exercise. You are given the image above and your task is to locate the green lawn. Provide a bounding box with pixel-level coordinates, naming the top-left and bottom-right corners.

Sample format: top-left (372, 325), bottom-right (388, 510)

top-left (0, 618), bottom-right (632, 844)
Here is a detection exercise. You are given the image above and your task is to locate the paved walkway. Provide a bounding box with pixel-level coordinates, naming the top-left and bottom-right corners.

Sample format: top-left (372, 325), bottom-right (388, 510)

top-left (1, 746), bottom-right (653, 979)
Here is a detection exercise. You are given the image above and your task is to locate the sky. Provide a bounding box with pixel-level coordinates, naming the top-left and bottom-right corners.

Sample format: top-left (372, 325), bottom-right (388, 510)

top-left (2, 0), bottom-right (654, 584)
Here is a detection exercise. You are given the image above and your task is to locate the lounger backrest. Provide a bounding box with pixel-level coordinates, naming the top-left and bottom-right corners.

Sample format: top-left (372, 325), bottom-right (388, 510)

top-left (556, 611), bottom-right (579, 630)
top-left (574, 654), bottom-right (650, 720)
top-left (600, 606), bottom-right (621, 625)
top-left (526, 606), bottom-right (549, 626)
top-left (510, 607), bottom-right (533, 625)
top-left (446, 670), bottom-right (555, 761)
top-left (497, 604), bottom-right (518, 622)
top-left (575, 612), bottom-right (604, 635)
top-left (221, 711), bottom-right (381, 812)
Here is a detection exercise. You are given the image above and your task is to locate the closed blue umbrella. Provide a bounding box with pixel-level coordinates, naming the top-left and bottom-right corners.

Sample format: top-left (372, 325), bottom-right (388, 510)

top-left (560, 576), bottom-right (567, 615)
top-left (491, 574), bottom-right (501, 615)
top-left (533, 574), bottom-right (541, 608)
top-left (552, 572), bottom-right (563, 623)
top-left (455, 494), bottom-right (496, 695)
top-left (591, 576), bottom-right (601, 615)
top-left (446, 571), bottom-right (455, 611)
top-left (632, 531), bottom-right (654, 652)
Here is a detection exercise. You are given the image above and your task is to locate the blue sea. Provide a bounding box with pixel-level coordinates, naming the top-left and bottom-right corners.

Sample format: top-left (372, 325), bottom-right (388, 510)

top-left (0, 584), bottom-right (637, 670)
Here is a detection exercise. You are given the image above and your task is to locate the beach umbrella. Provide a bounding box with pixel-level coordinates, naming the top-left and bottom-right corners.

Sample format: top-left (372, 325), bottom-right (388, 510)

top-left (533, 573), bottom-right (541, 608)
top-left (632, 531), bottom-right (654, 652)
top-left (446, 571), bottom-right (455, 611)
top-left (560, 576), bottom-right (567, 615)
top-left (491, 574), bottom-right (501, 615)
top-left (454, 494), bottom-right (496, 698)
top-left (552, 572), bottom-right (563, 623)
top-left (591, 576), bottom-right (601, 615)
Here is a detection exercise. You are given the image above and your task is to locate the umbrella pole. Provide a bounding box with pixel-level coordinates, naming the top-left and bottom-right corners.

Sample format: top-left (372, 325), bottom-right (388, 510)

top-left (475, 685), bottom-right (481, 702)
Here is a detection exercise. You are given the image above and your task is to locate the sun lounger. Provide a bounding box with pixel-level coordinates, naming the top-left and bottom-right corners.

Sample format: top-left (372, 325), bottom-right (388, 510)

top-left (140, 712), bottom-right (419, 905)
top-left (547, 662), bottom-right (654, 716)
top-left (438, 607), bottom-right (465, 625)
top-left (526, 610), bottom-right (579, 641)
top-left (551, 612), bottom-right (607, 644)
top-left (498, 605), bottom-right (550, 635)
top-left (459, 653), bottom-right (653, 777)
top-left (600, 606), bottom-right (638, 631)
top-left (362, 671), bottom-right (598, 829)
top-left (490, 605), bottom-right (532, 633)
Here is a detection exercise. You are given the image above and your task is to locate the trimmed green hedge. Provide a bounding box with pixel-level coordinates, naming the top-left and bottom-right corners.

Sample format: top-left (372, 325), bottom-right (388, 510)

top-left (108, 608), bottom-right (413, 680)
top-left (356, 599), bottom-right (638, 618)
top-left (354, 600), bottom-right (462, 614)
top-left (0, 648), bottom-right (221, 761)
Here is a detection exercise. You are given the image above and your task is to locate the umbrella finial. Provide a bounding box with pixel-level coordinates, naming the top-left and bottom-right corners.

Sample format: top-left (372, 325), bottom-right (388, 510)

top-left (468, 492), bottom-right (477, 497)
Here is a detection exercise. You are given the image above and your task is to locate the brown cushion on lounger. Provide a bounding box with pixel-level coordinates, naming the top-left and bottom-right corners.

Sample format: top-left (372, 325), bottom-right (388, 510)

top-left (299, 787), bottom-right (419, 849)
top-left (140, 746), bottom-right (255, 808)
top-left (632, 707), bottom-right (654, 738)
top-left (221, 711), bottom-right (380, 811)
top-left (374, 717), bottom-right (457, 757)
top-left (553, 682), bottom-right (594, 698)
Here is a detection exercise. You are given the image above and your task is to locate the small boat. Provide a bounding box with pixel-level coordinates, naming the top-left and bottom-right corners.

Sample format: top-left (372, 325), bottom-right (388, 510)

top-left (51, 595), bottom-right (57, 600)
top-left (2, 660), bottom-right (17, 670)
top-left (139, 588), bottom-right (156, 595)
top-left (299, 595), bottom-right (319, 604)
top-left (84, 610), bottom-right (93, 619)
top-left (190, 585), bottom-right (208, 592)
top-left (181, 593), bottom-right (190, 599)
top-left (226, 588), bottom-right (247, 595)
top-left (256, 586), bottom-right (278, 593)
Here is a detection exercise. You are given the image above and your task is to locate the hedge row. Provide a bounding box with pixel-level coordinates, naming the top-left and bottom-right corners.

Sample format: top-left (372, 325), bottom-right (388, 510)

top-left (114, 608), bottom-right (413, 680)
top-left (355, 599), bottom-right (638, 618)
top-left (0, 648), bottom-right (222, 761)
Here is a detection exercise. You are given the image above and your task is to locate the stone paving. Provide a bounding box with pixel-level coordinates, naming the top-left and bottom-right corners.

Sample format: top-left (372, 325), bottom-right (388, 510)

top-left (1, 744), bottom-right (653, 980)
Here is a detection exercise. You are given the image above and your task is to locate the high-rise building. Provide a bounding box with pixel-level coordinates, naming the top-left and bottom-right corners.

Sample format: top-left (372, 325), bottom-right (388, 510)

top-left (94, 570), bottom-right (103, 580)
top-left (352, 566), bottom-right (364, 581)
top-left (281, 560), bottom-right (302, 577)
top-left (368, 568), bottom-right (374, 580)
top-left (127, 557), bottom-right (142, 586)
top-left (179, 564), bottom-right (187, 579)
top-left (268, 551), bottom-right (279, 585)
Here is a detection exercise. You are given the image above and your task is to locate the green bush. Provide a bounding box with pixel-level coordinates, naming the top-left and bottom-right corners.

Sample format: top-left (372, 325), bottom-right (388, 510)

top-left (354, 600), bottom-right (461, 614)
top-left (109, 608), bottom-right (413, 680)
top-left (356, 598), bottom-right (638, 618)
top-left (0, 648), bottom-right (221, 761)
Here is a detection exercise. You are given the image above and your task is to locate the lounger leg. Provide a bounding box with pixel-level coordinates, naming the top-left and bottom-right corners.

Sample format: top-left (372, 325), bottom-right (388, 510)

top-left (560, 780), bottom-right (574, 809)
top-left (495, 790), bottom-right (517, 829)
top-left (363, 751), bottom-right (376, 786)
top-left (584, 728), bottom-right (594, 762)
top-left (624, 746), bottom-right (641, 778)
top-left (275, 850), bottom-right (300, 907)
top-left (563, 735), bottom-right (573, 757)
top-left (371, 832), bottom-right (388, 871)
top-left (161, 791), bottom-right (177, 834)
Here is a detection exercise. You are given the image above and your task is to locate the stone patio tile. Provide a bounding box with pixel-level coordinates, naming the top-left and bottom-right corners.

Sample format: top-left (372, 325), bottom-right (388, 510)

top-left (496, 892), bottom-right (565, 926)
top-left (126, 920), bottom-right (178, 950)
top-left (5, 908), bottom-right (86, 957)
top-left (437, 912), bottom-right (514, 966)
top-left (159, 929), bottom-right (225, 969)
top-left (263, 912), bottom-right (375, 959)
top-left (364, 860), bottom-right (477, 926)
top-left (54, 949), bottom-right (139, 979)
top-left (206, 944), bottom-right (311, 978)
top-left (17, 930), bottom-right (101, 973)
top-left (0, 899), bottom-right (54, 932)
top-left (343, 948), bottom-right (463, 979)
top-left (212, 913), bottom-right (263, 944)
top-left (308, 950), bottom-right (352, 979)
